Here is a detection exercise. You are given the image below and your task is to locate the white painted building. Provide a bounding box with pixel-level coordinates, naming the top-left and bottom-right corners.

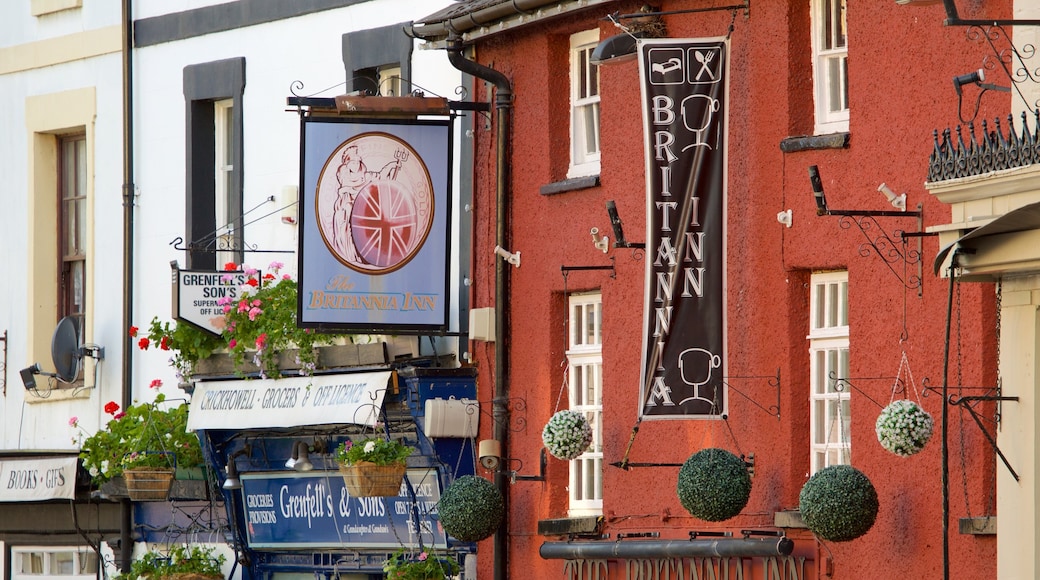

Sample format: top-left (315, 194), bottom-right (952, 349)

top-left (0, 1), bottom-right (467, 578)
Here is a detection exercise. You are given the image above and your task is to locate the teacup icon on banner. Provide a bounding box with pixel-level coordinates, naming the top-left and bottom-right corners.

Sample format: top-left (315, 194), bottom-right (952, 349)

top-left (678, 347), bottom-right (721, 404)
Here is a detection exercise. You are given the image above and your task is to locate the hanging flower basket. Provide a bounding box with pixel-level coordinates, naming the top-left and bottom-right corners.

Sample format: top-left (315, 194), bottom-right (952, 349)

top-left (123, 467), bottom-right (174, 501)
top-left (798, 465), bottom-right (879, 542)
top-left (541, 410), bottom-right (593, 461)
top-left (437, 475), bottom-right (504, 542)
top-left (876, 399), bottom-right (934, 457)
top-left (339, 461), bottom-right (407, 497)
top-left (676, 448), bottom-right (752, 522)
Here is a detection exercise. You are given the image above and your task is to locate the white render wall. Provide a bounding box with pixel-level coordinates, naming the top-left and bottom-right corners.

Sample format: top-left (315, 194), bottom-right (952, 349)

top-left (131, 1), bottom-right (465, 388)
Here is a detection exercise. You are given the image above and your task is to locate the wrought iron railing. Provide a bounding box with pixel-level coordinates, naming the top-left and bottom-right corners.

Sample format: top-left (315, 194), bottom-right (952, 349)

top-left (928, 110), bottom-right (1040, 183)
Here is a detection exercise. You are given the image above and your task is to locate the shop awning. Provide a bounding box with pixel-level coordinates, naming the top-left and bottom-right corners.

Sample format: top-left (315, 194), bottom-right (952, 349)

top-left (539, 537), bottom-right (794, 560)
top-left (187, 371), bottom-right (392, 430)
top-left (0, 455), bottom-right (78, 501)
top-left (934, 201), bottom-right (1040, 275)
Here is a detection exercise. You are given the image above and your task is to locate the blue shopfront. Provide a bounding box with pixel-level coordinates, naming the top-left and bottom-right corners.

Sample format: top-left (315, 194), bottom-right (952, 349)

top-left (175, 365), bottom-right (478, 579)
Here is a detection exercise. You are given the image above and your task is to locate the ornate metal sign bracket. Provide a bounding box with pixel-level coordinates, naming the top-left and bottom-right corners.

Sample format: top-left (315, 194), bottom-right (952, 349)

top-left (722, 369), bottom-right (781, 420)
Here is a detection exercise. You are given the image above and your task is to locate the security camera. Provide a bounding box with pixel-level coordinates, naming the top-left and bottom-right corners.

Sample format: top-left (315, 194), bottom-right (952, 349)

top-left (478, 439), bottom-right (502, 471)
top-left (493, 245), bottom-right (520, 267)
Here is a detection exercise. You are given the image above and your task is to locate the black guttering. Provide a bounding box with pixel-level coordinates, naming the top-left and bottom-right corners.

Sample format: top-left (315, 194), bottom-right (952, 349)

top-left (444, 36), bottom-right (513, 580)
top-left (539, 538), bottom-right (795, 560)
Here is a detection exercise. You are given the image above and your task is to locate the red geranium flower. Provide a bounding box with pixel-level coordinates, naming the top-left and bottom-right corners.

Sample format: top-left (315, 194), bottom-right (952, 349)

top-left (255, 333), bottom-right (267, 349)
top-left (224, 262), bottom-right (238, 271)
top-left (104, 401), bottom-right (120, 415)
top-left (129, 326), bottom-right (138, 337)
top-left (138, 337), bottom-right (150, 350)
top-left (159, 336), bottom-right (171, 350)
top-left (113, 411), bottom-right (126, 420)
top-left (246, 278), bottom-right (259, 287)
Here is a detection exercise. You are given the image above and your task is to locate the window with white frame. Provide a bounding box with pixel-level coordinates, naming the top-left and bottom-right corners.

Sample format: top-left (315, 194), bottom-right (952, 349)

top-left (809, 271), bottom-right (850, 473)
top-left (810, 0), bottom-right (848, 134)
top-left (567, 292), bottom-right (603, 515)
top-left (12, 546), bottom-right (97, 579)
top-left (214, 99), bottom-right (239, 267)
top-left (568, 30), bottom-right (601, 178)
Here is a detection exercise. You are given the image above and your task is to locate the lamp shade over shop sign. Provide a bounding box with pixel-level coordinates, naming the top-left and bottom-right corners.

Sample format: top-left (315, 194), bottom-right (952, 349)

top-left (187, 371), bottom-right (391, 430)
top-left (0, 456), bottom-right (77, 501)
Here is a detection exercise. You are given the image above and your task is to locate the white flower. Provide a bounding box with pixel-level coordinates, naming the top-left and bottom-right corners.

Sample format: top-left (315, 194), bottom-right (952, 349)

top-left (876, 399), bottom-right (933, 457)
top-left (542, 410), bottom-right (593, 461)
top-left (364, 441), bottom-right (376, 454)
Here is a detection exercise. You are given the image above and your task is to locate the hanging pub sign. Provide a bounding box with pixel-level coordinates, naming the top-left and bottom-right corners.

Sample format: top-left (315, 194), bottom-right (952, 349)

top-left (298, 117), bottom-right (452, 332)
top-left (172, 266), bottom-right (247, 336)
top-left (638, 38), bottom-right (728, 419)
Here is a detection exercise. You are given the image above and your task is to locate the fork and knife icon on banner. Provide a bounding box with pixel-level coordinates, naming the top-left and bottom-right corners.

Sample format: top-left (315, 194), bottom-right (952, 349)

top-left (649, 48), bottom-right (719, 84)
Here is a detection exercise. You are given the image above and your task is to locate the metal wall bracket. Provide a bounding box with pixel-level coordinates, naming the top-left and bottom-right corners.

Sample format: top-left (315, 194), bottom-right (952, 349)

top-left (949, 394), bottom-right (1020, 481)
top-left (722, 369), bottom-right (781, 420)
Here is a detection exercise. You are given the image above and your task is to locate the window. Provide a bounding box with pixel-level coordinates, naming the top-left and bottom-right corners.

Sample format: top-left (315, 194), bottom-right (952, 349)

top-left (809, 271), bottom-right (850, 473)
top-left (12, 547), bottom-right (97, 579)
top-left (214, 99), bottom-right (238, 267)
top-left (184, 58), bottom-right (244, 270)
top-left (810, 0), bottom-right (848, 134)
top-left (568, 30), bottom-right (601, 179)
top-left (357, 64), bottom-right (402, 96)
top-left (567, 292), bottom-right (603, 515)
top-left (26, 88), bottom-right (96, 392)
top-left (60, 134), bottom-right (87, 350)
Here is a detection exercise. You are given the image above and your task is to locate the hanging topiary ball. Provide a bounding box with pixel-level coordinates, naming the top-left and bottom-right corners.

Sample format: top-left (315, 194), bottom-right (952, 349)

top-left (541, 410), bottom-right (593, 461)
top-left (876, 399), bottom-right (934, 457)
top-left (799, 465), bottom-right (879, 542)
top-left (676, 448), bottom-right (752, 522)
top-left (437, 475), bottom-right (504, 542)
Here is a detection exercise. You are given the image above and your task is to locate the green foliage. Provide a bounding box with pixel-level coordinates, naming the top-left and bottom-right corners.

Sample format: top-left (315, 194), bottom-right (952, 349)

top-left (74, 388), bottom-right (203, 485)
top-left (222, 262), bottom-right (334, 379)
top-left (134, 317), bottom-right (223, 382)
top-left (437, 475), bottom-right (504, 542)
top-left (335, 437), bottom-right (413, 466)
top-left (382, 548), bottom-right (460, 580)
top-left (114, 545), bottom-right (225, 580)
top-left (799, 464), bottom-right (879, 542)
top-left (676, 448), bottom-right (752, 522)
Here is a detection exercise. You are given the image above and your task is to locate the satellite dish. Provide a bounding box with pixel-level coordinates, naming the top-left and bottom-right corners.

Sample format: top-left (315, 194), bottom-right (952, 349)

top-left (51, 316), bottom-right (82, 383)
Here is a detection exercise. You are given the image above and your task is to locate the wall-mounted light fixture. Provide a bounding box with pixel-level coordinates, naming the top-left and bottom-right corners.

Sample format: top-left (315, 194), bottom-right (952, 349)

top-left (591, 32), bottom-right (641, 65)
top-left (478, 439), bottom-right (546, 483)
top-left (493, 245), bottom-right (520, 268)
top-left (877, 183), bottom-right (907, 211)
top-left (285, 440), bottom-right (321, 472)
top-left (590, 227), bottom-right (610, 253)
top-left (223, 447), bottom-right (250, 491)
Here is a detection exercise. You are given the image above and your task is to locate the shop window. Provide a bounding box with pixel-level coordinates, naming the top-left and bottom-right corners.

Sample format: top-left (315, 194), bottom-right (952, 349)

top-left (568, 29), bottom-right (601, 179)
top-left (809, 271), bottom-right (850, 473)
top-left (12, 546), bottom-right (97, 579)
top-left (184, 58), bottom-right (245, 270)
top-left (811, 0), bottom-right (848, 134)
top-left (567, 292), bottom-right (603, 516)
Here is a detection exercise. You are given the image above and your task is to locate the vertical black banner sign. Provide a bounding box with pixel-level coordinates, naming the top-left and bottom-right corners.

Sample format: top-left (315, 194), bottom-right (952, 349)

top-left (638, 39), bottom-right (728, 419)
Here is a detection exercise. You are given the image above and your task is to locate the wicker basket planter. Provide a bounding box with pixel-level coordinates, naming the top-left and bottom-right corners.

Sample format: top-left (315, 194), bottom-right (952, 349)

top-left (339, 461), bottom-right (406, 497)
top-left (124, 467), bottom-right (174, 501)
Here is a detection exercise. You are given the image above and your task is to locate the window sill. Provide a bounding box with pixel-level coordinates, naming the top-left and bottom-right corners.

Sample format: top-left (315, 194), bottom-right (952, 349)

top-left (773, 510), bottom-right (808, 529)
top-left (540, 175), bottom-right (600, 196)
top-left (779, 133), bottom-right (850, 153)
top-left (25, 386), bottom-right (92, 404)
top-left (537, 516), bottom-right (603, 537)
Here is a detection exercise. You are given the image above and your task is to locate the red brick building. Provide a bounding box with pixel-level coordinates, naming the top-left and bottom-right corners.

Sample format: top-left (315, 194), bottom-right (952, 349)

top-left (411, 1), bottom-right (1026, 578)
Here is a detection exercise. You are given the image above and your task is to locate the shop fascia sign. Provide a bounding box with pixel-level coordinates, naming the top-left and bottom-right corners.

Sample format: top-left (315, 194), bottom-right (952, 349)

top-left (171, 263), bottom-right (246, 335)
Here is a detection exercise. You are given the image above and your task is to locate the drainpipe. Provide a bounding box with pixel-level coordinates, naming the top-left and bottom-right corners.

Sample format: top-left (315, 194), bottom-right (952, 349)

top-left (445, 36), bottom-right (512, 580)
top-left (120, 0), bottom-right (136, 572)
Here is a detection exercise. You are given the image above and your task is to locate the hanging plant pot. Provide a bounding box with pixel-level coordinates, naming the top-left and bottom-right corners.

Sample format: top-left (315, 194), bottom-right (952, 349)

top-left (123, 467), bottom-right (174, 501)
top-left (799, 465), bottom-right (879, 542)
top-left (541, 410), bottom-right (593, 461)
top-left (437, 475), bottom-right (504, 542)
top-left (876, 399), bottom-right (934, 457)
top-left (339, 461), bottom-right (407, 497)
top-left (676, 448), bottom-right (752, 522)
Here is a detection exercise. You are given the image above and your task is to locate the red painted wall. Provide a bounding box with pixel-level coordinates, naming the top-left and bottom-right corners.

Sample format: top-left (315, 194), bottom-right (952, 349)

top-left (462, 1), bottom-right (1007, 578)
